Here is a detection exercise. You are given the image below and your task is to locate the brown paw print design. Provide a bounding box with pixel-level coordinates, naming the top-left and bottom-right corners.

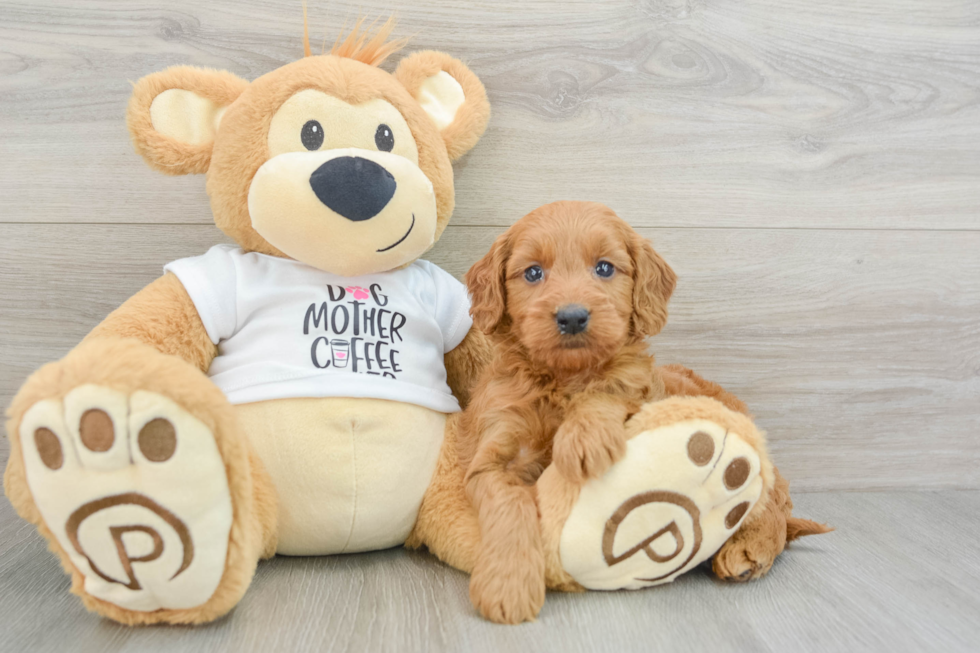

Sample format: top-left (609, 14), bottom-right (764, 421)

top-left (559, 419), bottom-right (764, 590)
top-left (18, 385), bottom-right (234, 611)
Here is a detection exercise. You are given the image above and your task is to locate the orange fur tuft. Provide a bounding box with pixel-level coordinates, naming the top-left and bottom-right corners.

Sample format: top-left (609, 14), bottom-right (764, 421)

top-left (330, 16), bottom-right (408, 67)
top-left (302, 2), bottom-right (312, 57)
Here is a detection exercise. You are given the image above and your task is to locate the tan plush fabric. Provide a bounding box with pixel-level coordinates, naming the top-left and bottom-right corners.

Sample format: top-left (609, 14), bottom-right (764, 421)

top-left (125, 51), bottom-right (490, 259)
top-left (395, 51), bottom-right (492, 162)
top-left (5, 336), bottom-right (278, 625)
top-left (203, 54), bottom-right (486, 259)
top-left (247, 148), bottom-right (439, 276)
top-left (235, 397), bottom-right (446, 556)
top-left (559, 414), bottom-right (765, 590)
top-left (536, 396), bottom-right (770, 592)
top-left (127, 67), bottom-right (248, 176)
top-left (6, 25), bottom-right (494, 625)
top-left (19, 388), bottom-right (235, 611)
top-left (85, 273), bottom-right (216, 372)
top-left (150, 89), bottom-right (226, 145)
top-left (657, 364), bottom-right (832, 581)
top-left (416, 72), bottom-right (466, 130)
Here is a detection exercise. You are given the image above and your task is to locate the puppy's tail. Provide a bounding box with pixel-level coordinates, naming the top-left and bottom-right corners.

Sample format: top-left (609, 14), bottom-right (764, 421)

top-left (769, 465), bottom-right (833, 543)
top-left (786, 517), bottom-right (833, 542)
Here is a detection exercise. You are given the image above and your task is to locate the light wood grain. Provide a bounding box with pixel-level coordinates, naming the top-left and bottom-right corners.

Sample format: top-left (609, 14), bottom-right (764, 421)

top-left (2, 223), bottom-right (978, 490)
top-left (1, 0), bottom-right (978, 228)
top-left (2, 0), bottom-right (980, 646)
top-left (1, 490), bottom-right (978, 652)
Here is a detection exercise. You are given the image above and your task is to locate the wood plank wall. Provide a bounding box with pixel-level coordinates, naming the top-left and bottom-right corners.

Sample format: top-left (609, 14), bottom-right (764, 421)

top-left (1, 0), bottom-right (978, 490)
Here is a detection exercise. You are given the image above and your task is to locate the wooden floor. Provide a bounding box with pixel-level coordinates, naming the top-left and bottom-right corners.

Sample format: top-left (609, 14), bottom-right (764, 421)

top-left (2, 491), bottom-right (978, 652)
top-left (1, 0), bottom-right (979, 650)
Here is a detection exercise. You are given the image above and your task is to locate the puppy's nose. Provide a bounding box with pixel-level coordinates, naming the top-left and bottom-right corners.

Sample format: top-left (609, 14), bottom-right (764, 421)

top-left (309, 156), bottom-right (396, 221)
top-left (555, 305), bottom-right (590, 335)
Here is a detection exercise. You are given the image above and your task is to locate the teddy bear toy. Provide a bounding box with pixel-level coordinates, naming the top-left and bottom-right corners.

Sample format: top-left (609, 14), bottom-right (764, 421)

top-left (4, 20), bottom-right (823, 626)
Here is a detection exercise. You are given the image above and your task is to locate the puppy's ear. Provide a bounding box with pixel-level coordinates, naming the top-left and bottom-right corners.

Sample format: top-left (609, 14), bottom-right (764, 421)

top-left (127, 66), bottom-right (248, 175)
top-left (465, 231), bottom-right (511, 335)
top-left (395, 51), bottom-right (490, 161)
top-left (630, 234), bottom-right (677, 337)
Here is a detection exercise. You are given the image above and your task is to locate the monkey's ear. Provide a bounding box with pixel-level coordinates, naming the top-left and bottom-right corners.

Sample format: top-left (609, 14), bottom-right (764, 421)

top-left (395, 51), bottom-right (490, 161)
top-left (465, 230), bottom-right (511, 335)
top-left (127, 66), bottom-right (248, 175)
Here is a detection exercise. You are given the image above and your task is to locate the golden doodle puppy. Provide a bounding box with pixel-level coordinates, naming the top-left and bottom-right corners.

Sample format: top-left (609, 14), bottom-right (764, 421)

top-left (458, 201), bottom-right (829, 623)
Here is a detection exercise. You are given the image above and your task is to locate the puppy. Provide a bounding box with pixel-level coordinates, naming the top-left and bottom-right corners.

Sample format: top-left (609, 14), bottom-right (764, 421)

top-left (459, 200), bottom-right (677, 623)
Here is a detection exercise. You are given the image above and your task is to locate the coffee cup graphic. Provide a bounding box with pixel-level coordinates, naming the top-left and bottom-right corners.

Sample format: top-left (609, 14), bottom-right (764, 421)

top-left (330, 339), bottom-right (350, 368)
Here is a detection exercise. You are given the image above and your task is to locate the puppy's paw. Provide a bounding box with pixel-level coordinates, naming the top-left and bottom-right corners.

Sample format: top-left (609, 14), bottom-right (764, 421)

top-left (712, 522), bottom-right (781, 582)
top-left (469, 555), bottom-right (546, 624)
top-left (552, 418), bottom-right (627, 484)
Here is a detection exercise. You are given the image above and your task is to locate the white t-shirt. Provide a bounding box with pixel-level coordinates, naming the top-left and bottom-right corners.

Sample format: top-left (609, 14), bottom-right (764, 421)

top-left (164, 245), bottom-right (471, 412)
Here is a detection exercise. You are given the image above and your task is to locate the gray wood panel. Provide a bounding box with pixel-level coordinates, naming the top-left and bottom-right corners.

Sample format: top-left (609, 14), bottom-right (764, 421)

top-left (3, 0), bottom-right (980, 647)
top-left (2, 490), bottom-right (978, 652)
top-left (2, 223), bottom-right (978, 491)
top-left (1, 0), bottom-right (979, 228)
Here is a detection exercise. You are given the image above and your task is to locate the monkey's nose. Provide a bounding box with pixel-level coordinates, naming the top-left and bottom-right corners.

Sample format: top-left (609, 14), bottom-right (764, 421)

top-left (309, 156), bottom-right (396, 221)
top-left (555, 305), bottom-right (590, 335)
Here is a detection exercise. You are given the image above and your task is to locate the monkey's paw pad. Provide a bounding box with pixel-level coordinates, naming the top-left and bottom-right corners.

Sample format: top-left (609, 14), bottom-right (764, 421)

top-left (560, 419), bottom-right (762, 590)
top-left (18, 385), bottom-right (232, 611)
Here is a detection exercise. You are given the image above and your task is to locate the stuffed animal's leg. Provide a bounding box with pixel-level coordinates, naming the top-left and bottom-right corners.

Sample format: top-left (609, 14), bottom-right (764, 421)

top-left (712, 465), bottom-right (832, 580)
top-left (407, 328), bottom-right (494, 571)
top-left (4, 337), bottom-right (278, 625)
top-left (537, 396), bottom-right (772, 591)
top-left (657, 364), bottom-right (832, 580)
top-left (658, 363), bottom-right (750, 415)
top-left (406, 412), bottom-right (482, 574)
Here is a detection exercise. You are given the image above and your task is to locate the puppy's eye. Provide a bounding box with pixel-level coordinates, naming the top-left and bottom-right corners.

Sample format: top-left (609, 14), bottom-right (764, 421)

top-left (375, 124), bottom-right (394, 152)
top-left (301, 120), bottom-right (324, 151)
top-left (595, 260), bottom-right (615, 278)
top-left (524, 265), bottom-right (544, 283)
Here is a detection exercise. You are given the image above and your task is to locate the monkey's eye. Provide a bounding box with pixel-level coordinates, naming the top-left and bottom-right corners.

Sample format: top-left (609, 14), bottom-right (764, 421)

top-left (524, 265), bottom-right (544, 283)
top-left (375, 124), bottom-right (394, 152)
top-left (301, 120), bottom-right (324, 150)
top-left (595, 260), bottom-right (615, 278)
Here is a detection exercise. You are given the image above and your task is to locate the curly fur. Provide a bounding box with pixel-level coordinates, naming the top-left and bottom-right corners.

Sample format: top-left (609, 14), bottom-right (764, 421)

top-left (453, 201), bottom-right (830, 622)
top-left (458, 201), bottom-right (676, 623)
